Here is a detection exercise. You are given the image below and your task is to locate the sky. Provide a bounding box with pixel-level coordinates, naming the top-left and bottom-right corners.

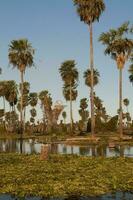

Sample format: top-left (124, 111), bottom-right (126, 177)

top-left (0, 0), bottom-right (133, 122)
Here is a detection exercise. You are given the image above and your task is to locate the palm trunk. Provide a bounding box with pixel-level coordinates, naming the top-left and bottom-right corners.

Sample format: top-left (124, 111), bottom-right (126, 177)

top-left (119, 69), bottom-right (123, 138)
top-left (3, 96), bottom-right (6, 130)
top-left (20, 71), bottom-right (24, 136)
top-left (70, 83), bottom-right (73, 133)
top-left (43, 105), bottom-right (45, 134)
top-left (23, 107), bottom-right (26, 132)
top-left (9, 105), bottom-right (11, 129)
top-left (89, 22), bottom-right (95, 137)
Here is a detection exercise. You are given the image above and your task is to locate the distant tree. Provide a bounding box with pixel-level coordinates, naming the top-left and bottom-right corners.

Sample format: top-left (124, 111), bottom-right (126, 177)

top-left (128, 61), bottom-right (133, 85)
top-left (30, 108), bottom-right (37, 125)
top-left (29, 92), bottom-right (38, 125)
top-left (5, 81), bottom-right (18, 112)
top-left (19, 82), bottom-right (30, 128)
top-left (62, 111), bottom-right (67, 124)
top-left (39, 90), bottom-right (53, 132)
top-left (59, 60), bottom-right (78, 132)
top-left (123, 98), bottom-right (129, 113)
top-left (84, 69), bottom-right (100, 88)
top-left (79, 98), bottom-right (89, 122)
top-left (29, 92), bottom-right (38, 107)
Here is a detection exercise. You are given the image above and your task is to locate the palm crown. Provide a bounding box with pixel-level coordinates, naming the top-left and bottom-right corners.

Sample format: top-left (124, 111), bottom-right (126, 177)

top-left (99, 22), bottom-right (133, 68)
top-left (84, 69), bottom-right (100, 87)
top-left (8, 39), bottom-right (35, 72)
top-left (59, 60), bottom-right (78, 85)
top-left (73, 0), bottom-right (105, 24)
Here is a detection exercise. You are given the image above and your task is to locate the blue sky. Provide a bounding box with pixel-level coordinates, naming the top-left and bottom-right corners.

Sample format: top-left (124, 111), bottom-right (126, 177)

top-left (0, 0), bottom-right (133, 122)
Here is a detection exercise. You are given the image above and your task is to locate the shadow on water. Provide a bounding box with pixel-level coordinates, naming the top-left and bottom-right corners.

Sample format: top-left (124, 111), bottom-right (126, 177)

top-left (1, 192), bottom-right (133, 200)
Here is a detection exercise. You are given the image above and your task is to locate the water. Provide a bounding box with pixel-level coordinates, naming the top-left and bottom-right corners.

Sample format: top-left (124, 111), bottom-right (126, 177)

top-left (0, 138), bottom-right (133, 157)
top-left (0, 192), bottom-right (133, 199)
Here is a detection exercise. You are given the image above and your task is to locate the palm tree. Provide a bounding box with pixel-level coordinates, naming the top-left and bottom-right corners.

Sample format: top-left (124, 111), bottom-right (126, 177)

top-left (19, 82), bottom-right (30, 127)
top-left (5, 80), bottom-right (18, 112)
top-left (99, 22), bottom-right (133, 138)
top-left (0, 81), bottom-right (7, 127)
top-left (8, 39), bottom-right (35, 135)
top-left (29, 93), bottom-right (38, 127)
top-left (79, 98), bottom-right (89, 122)
top-left (59, 60), bottom-right (79, 132)
top-left (39, 90), bottom-right (53, 132)
top-left (123, 98), bottom-right (129, 113)
top-left (29, 92), bottom-right (38, 107)
top-left (73, 0), bottom-right (105, 137)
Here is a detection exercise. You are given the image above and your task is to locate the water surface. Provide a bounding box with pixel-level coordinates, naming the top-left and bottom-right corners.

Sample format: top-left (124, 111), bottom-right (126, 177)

top-left (0, 192), bottom-right (133, 200)
top-left (0, 138), bottom-right (133, 157)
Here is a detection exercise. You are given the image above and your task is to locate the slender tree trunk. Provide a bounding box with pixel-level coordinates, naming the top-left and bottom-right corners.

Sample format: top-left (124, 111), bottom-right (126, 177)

top-left (3, 96), bottom-right (6, 130)
top-left (89, 22), bottom-right (95, 137)
top-left (119, 69), bottom-right (123, 138)
top-left (70, 83), bottom-right (73, 133)
top-left (43, 105), bottom-right (46, 134)
top-left (23, 107), bottom-right (26, 132)
top-left (20, 71), bottom-right (24, 136)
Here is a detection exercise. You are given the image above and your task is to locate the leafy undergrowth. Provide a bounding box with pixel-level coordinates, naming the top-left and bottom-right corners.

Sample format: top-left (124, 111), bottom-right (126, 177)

top-left (0, 153), bottom-right (133, 198)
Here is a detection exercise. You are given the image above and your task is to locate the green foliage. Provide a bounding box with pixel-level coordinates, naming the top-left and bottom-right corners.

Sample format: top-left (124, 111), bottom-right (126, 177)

top-left (128, 64), bottom-right (133, 85)
top-left (105, 115), bottom-right (118, 131)
top-left (8, 39), bottom-right (35, 71)
top-left (29, 92), bottom-right (38, 107)
top-left (59, 60), bottom-right (78, 85)
top-left (19, 82), bottom-right (30, 95)
top-left (0, 109), bottom-right (4, 118)
top-left (73, 0), bottom-right (105, 25)
top-left (63, 84), bottom-right (78, 101)
top-left (99, 22), bottom-right (133, 66)
top-left (62, 111), bottom-right (67, 122)
top-left (79, 98), bottom-right (89, 122)
top-left (123, 98), bottom-right (129, 107)
top-left (0, 154), bottom-right (133, 198)
top-left (84, 69), bottom-right (100, 87)
top-left (30, 108), bottom-right (37, 118)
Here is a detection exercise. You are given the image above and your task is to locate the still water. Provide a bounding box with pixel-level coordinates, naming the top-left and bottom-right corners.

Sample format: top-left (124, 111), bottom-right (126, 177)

top-left (0, 192), bottom-right (133, 200)
top-left (0, 138), bottom-right (133, 157)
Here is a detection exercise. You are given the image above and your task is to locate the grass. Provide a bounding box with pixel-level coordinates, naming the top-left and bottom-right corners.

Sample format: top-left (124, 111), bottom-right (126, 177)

top-left (0, 153), bottom-right (133, 198)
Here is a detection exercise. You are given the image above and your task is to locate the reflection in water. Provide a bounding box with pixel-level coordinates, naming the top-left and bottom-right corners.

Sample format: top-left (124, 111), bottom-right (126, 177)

top-left (0, 139), bottom-right (133, 157)
top-left (1, 192), bottom-right (133, 200)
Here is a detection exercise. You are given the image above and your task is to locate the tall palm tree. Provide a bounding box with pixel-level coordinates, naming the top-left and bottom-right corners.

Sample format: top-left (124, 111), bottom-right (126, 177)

top-left (99, 22), bottom-right (133, 138)
top-left (8, 39), bottom-right (35, 135)
top-left (59, 60), bottom-right (78, 132)
top-left (73, 0), bottom-right (105, 137)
